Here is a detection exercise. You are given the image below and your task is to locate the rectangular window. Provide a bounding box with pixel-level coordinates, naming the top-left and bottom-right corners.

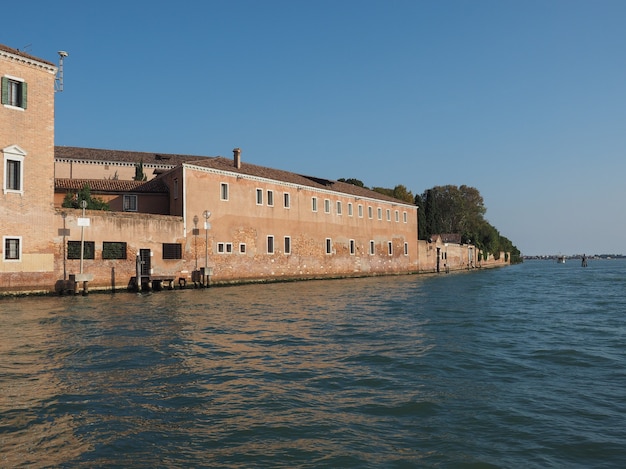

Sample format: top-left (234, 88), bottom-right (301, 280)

top-left (174, 178), bottom-right (179, 200)
top-left (358, 204), bottom-right (363, 218)
top-left (377, 207), bottom-right (382, 220)
top-left (386, 209), bottom-right (391, 221)
top-left (267, 190), bottom-right (274, 206)
top-left (220, 183), bottom-right (229, 201)
top-left (226, 243), bottom-right (233, 254)
top-left (217, 242), bottom-right (225, 254)
top-left (312, 197), bottom-right (318, 212)
top-left (239, 243), bottom-right (246, 254)
top-left (162, 243), bottom-right (182, 259)
top-left (256, 188), bottom-right (263, 205)
top-left (3, 237), bottom-right (21, 261)
top-left (102, 241), bottom-right (127, 260)
top-left (395, 210), bottom-right (399, 222)
top-left (349, 239), bottom-right (355, 255)
top-left (404, 242), bottom-right (409, 256)
top-left (123, 195), bottom-right (137, 212)
top-left (403, 211), bottom-right (408, 223)
top-left (284, 236), bottom-right (291, 255)
top-left (336, 201), bottom-right (342, 215)
top-left (1, 77), bottom-right (27, 109)
top-left (324, 199), bottom-right (331, 213)
top-left (348, 202), bottom-right (353, 216)
top-left (369, 240), bottom-right (375, 255)
top-left (388, 241), bottom-right (393, 256)
top-left (68, 241), bottom-right (95, 260)
top-left (325, 238), bottom-right (332, 254)
top-left (368, 206), bottom-right (373, 219)
top-left (267, 235), bottom-right (275, 254)
top-left (283, 192), bottom-right (290, 208)
top-left (5, 159), bottom-right (21, 191)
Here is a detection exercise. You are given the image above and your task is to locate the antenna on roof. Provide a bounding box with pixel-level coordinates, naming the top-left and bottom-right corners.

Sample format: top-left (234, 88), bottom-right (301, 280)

top-left (55, 51), bottom-right (68, 92)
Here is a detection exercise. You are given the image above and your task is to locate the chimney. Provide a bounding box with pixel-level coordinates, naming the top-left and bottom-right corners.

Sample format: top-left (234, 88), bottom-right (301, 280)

top-left (233, 147), bottom-right (241, 169)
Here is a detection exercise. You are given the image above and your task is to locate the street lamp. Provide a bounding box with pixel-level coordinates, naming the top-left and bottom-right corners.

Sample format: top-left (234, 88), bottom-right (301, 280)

top-left (193, 215), bottom-right (199, 270)
top-left (203, 210), bottom-right (211, 286)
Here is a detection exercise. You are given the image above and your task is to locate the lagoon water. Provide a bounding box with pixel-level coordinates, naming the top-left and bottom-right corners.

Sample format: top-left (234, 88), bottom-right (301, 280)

top-left (1, 260), bottom-right (626, 468)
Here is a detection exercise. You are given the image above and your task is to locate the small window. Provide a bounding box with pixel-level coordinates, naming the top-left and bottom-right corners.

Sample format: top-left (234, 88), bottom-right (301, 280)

top-left (267, 235), bottom-right (274, 254)
top-left (326, 238), bottom-right (332, 254)
top-left (312, 197), bottom-right (318, 212)
top-left (267, 190), bottom-right (274, 206)
top-left (123, 195), bottom-right (137, 212)
top-left (358, 204), bottom-right (363, 218)
top-left (1, 77), bottom-right (27, 109)
top-left (256, 188), bottom-right (263, 205)
top-left (239, 243), bottom-right (247, 254)
top-left (217, 242), bottom-right (225, 254)
top-left (336, 201), bottom-right (342, 215)
top-left (369, 240), bottom-right (375, 255)
top-left (404, 242), bottom-right (409, 256)
top-left (283, 192), bottom-right (290, 208)
top-left (395, 210), bottom-right (400, 222)
top-left (174, 178), bottom-right (179, 200)
top-left (388, 241), bottom-right (393, 256)
top-left (368, 206), bottom-right (373, 219)
top-left (324, 199), bottom-right (331, 213)
top-left (284, 236), bottom-right (291, 255)
top-left (68, 241), bottom-right (95, 260)
top-left (226, 243), bottom-right (233, 254)
top-left (163, 243), bottom-right (182, 259)
top-left (386, 209), bottom-right (391, 221)
top-left (102, 241), bottom-right (127, 260)
top-left (3, 237), bottom-right (21, 261)
top-left (403, 211), bottom-right (408, 223)
top-left (348, 202), bottom-right (353, 216)
top-left (349, 239), bottom-right (355, 255)
top-left (377, 208), bottom-right (382, 220)
top-left (3, 145), bottom-right (25, 194)
top-left (221, 183), bottom-right (229, 201)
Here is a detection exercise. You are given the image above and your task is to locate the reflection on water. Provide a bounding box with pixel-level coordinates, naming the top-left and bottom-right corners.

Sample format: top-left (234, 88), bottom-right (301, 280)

top-left (1, 265), bottom-right (626, 467)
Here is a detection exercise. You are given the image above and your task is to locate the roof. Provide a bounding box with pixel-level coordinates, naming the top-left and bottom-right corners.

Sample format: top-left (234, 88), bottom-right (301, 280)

top-left (431, 233), bottom-right (463, 244)
top-left (55, 146), bottom-right (210, 167)
top-left (0, 44), bottom-right (56, 67)
top-left (186, 157), bottom-right (413, 205)
top-left (55, 178), bottom-right (169, 193)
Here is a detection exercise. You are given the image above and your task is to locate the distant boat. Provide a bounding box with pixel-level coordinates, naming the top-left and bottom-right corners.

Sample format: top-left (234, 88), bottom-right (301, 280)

top-left (557, 256), bottom-right (566, 264)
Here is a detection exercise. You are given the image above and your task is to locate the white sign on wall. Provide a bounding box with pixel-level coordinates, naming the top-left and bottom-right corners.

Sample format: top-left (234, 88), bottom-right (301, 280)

top-left (77, 218), bottom-right (90, 227)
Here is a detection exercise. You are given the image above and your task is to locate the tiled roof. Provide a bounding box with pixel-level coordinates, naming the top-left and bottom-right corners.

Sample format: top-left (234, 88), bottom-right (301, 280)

top-left (55, 146), bottom-right (210, 166)
top-left (0, 44), bottom-right (56, 66)
top-left (186, 157), bottom-right (412, 205)
top-left (432, 233), bottom-right (463, 244)
top-left (55, 178), bottom-right (169, 193)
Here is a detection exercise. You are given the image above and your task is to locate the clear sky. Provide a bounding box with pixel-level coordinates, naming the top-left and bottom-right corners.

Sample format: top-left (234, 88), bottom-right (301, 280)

top-left (5, 0), bottom-right (626, 256)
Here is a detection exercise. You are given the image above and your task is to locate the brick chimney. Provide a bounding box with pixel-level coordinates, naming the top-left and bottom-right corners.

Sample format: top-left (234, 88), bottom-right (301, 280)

top-left (233, 147), bottom-right (241, 169)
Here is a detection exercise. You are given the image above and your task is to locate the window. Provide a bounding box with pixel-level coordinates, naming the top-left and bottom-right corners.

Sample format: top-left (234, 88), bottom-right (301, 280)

top-left (386, 209), bottom-right (391, 221)
top-left (173, 178), bottom-right (179, 200)
top-left (404, 242), bottom-right (409, 256)
top-left (377, 208), bottom-right (382, 220)
top-left (217, 242), bottom-right (233, 254)
top-left (102, 242), bottom-right (127, 260)
top-left (239, 243), bottom-right (247, 254)
top-left (312, 197), bottom-right (318, 212)
top-left (217, 242), bottom-right (225, 254)
top-left (324, 199), bottom-right (331, 213)
top-left (267, 190), bottom-right (274, 206)
top-left (3, 145), bottom-right (25, 194)
top-left (336, 201), bottom-right (342, 215)
top-left (68, 241), bottom-right (95, 260)
top-left (256, 188), bottom-right (263, 205)
top-left (326, 238), bottom-right (332, 254)
top-left (162, 243), bottom-right (182, 259)
top-left (403, 211), bottom-right (408, 223)
top-left (226, 243), bottom-right (233, 254)
top-left (220, 182), bottom-right (229, 201)
top-left (3, 237), bottom-right (21, 261)
top-left (267, 235), bottom-right (274, 254)
top-left (358, 204), bottom-right (363, 218)
top-left (368, 206), bottom-right (373, 219)
top-left (349, 239), bottom-right (355, 255)
top-left (283, 192), bottom-right (290, 208)
top-left (369, 240), bottom-right (375, 255)
top-left (284, 236), bottom-right (291, 255)
top-left (1, 77), bottom-right (27, 109)
top-left (348, 203), bottom-right (353, 216)
top-left (395, 210), bottom-right (399, 222)
top-left (388, 241), bottom-right (393, 256)
top-left (123, 195), bottom-right (137, 212)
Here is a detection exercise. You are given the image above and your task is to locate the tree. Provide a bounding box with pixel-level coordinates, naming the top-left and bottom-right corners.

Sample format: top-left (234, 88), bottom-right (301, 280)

top-left (134, 160), bottom-right (147, 181)
top-left (338, 178), bottom-right (365, 188)
top-left (62, 184), bottom-right (110, 210)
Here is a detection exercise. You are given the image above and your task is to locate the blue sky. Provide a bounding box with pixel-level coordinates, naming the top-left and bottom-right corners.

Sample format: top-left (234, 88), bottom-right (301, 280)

top-left (6, 0), bottom-right (626, 256)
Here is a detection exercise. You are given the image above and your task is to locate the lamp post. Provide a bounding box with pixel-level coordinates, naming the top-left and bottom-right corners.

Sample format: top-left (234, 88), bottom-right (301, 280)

top-left (61, 212), bottom-right (68, 280)
top-left (79, 200), bottom-right (87, 274)
top-left (203, 210), bottom-right (211, 286)
top-left (193, 215), bottom-right (199, 270)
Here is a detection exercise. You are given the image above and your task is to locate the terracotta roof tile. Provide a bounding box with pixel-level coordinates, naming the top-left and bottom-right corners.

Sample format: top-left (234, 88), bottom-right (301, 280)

top-left (55, 146), bottom-right (210, 166)
top-left (55, 178), bottom-right (168, 193)
top-left (0, 44), bottom-right (56, 66)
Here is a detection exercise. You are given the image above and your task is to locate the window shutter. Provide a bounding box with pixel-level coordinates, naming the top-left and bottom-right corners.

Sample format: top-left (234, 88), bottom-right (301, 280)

top-left (21, 82), bottom-right (27, 109)
top-left (1, 77), bottom-right (7, 105)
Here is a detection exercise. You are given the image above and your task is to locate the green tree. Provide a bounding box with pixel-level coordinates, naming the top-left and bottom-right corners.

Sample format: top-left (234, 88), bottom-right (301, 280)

top-left (337, 178), bottom-right (366, 188)
top-left (62, 184), bottom-right (110, 211)
top-left (134, 160), bottom-right (147, 181)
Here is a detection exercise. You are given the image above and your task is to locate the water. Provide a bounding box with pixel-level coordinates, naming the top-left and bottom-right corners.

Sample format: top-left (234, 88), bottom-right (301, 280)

top-left (1, 260), bottom-right (626, 468)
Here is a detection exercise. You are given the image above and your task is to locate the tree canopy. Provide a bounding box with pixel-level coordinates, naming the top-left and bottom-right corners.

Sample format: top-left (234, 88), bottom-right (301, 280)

top-left (62, 184), bottom-right (110, 211)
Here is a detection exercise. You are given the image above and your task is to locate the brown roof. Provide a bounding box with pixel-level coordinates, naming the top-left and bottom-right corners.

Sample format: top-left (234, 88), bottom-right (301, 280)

top-left (0, 44), bottom-right (56, 66)
top-left (431, 233), bottom-right (463, 244)
top-left (55, 146), bottom-right (211, 166)
top-left (55, 178), bottom-right (168, 193)
top-left (186, 157), bottom-right (412, 205)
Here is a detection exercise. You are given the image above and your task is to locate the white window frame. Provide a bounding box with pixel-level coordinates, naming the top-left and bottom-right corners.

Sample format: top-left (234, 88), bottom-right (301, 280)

top-left (358, 204), bottom-right (363, 218)
top-left (336, 201), bottom-right (342, 215)
top-left (404, 242), bottom-right (409, 256)
top-left (284, 236), bottom-right (291, 255)
top-left (283, 192), bottom-right (291, 208)
top-left (348, 202), bottom-right (353, 217)
top-left (386, 209), bottom-right (391, 221)
top-left (369, 240), bottom-right (375, 255)
top-left (403, 211), bottom-right (408, 223)
top-left (239, 243), bottom-right (247, 254)
top-left (256, 188), bottom-right (263, 205)
top-left (325, 238), bottom-right (332, 255)
top-left (388, 241), bottom-right (393, 256)
top-left (377, 207), bottom-right (382, 220)
top-left (226, 243), bottom-right (233, 254)
top-left (217, 242), bottom-right (225, 254)
top-left (3, 145), bottom-right (26, 195)
top-left (123, 194), bottom-right (138, 212)
top-left (395, 210), bottom-right (400, 222)
top-left (267, 235), bottom-right (275, 254)
top-left (349, 239), bottom-right (355, 255)
top-left (368, 206), bottom-right (373, 219)
top-left (267, 190), bottom-right (274, 207)
top-left (2, 75), bottom-right (26, 110)
top-left (312, 197), bottom-right (318, 212)
top-left (324, 199), bottom-right (331, 214)
top-left (220, 182), bottom-right (229, 201)
top-left (3, 236), bottom-right (22, 261)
